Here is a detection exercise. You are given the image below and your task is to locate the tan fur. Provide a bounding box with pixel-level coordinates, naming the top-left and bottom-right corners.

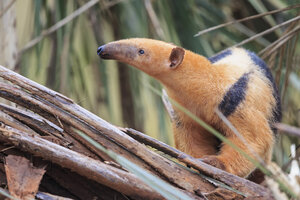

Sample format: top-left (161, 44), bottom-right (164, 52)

top-left (98, 38), bottom-right (277, 177)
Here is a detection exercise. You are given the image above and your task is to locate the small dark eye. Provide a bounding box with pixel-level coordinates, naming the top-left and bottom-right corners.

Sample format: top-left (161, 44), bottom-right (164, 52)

top-left (139, 49), bottom-right (144, 55)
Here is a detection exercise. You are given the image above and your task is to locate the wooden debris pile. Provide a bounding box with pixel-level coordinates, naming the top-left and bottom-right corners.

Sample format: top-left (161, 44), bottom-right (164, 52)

top-left (0, 65), bottom-right (274, 200)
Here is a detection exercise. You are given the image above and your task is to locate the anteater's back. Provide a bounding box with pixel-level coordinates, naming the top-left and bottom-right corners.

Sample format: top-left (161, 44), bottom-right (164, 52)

top-left (209, 48), bottom-right (281, 129)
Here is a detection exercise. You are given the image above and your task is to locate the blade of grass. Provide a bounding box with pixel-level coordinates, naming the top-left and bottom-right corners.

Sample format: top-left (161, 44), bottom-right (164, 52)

top-left (215, 109), bottom-right (265, 165)
top-left (0, 188), bottom-right (19, 200)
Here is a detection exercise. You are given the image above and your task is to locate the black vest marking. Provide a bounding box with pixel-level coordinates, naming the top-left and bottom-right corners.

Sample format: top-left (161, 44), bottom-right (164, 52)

top-left (219, 72), bottom-right (251, 117)
top-left (208, 49), bottom-right (232, 63)
top-left (247, 50), bottom-right (282, 124)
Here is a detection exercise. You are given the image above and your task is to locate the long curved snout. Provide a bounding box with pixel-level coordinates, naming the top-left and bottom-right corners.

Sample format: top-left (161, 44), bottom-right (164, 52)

top-left (97, 42), bottom-right (138, 61)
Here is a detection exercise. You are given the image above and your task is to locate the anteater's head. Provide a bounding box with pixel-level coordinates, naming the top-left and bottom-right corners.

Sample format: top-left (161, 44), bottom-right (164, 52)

top-left (97, 38), bottom-right (185, 77)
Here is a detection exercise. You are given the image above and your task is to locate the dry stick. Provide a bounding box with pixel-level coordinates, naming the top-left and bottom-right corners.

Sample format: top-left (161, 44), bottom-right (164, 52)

top-left (0, 146), bottom-right (14, 152)
top-left (231, 20), bottom-right (271, 47)
top-left (36, 191), bottom-right (74, 200)
top-left (144, 0), bottom-right (166, 40)
top-left (282, 144), bottom-right (300, 172)
top-left (125, 128), bottom-right (181, 158)
top-left (275, 123), bottom-right (300, 138)
top-left (162, 89), bottom-right (177, 122)
top-left (259, 25), bottom-right (300, 58)
top-left (0, 0), bottom-right (16, 18)
top-left (0, 104), bottom-right (108, 161)
top-left (124, 128), bottom-right (273, 199)
top-left (265, 20), bottom-right (300, 69)
top-left (0, 66), bottom-right (215, 194)
top-left (0, 110), bottom-right (38, 137)
top-left (262, 19), bottom-right (300, 55)
top-left (0, 103), bottom-right (66, 140)
top-left (19, 0), bottom-right (124, 54)
top-left (231, 15), bottom-right (300, 48)
top-left (0, 125), bottom-right (164, 200)
top-left (259, 26), bottom-right (300, 59)
top-left (194, 4), bottom-right (300, 37)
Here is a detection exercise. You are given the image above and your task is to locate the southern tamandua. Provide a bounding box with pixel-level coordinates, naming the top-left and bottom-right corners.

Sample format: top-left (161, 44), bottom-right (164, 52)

top-left (97, 38), bottom-right (281, 178)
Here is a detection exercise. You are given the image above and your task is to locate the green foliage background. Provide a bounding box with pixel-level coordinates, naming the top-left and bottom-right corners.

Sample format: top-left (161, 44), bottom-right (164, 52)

top-left (14, 0), bottom-right (300, 169)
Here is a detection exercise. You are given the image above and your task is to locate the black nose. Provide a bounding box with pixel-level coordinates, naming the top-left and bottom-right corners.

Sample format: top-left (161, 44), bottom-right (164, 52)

top-left (97, 45), bottom-right (105, 55)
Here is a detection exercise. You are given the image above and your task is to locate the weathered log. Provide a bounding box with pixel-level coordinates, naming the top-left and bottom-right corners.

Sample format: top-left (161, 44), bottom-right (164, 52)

top-left (0, 124), bottom-right (165, 200)
top-left (0, 103), bottom-right (110, 161)
top-left (0, 103), bottom-right (69, 143)
top-left (0, 81), bottom-right (156, 175)
top-left (0, 104), bottom-right (205, 200)
top-left (0, 147), bottom-right (128, 200)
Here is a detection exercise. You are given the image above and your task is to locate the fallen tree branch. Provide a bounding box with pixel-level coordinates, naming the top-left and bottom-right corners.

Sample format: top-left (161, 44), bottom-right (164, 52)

top-left (0, 81), bottom-right (155, 174)
top-left (0, 124), bottom-right (164, 200)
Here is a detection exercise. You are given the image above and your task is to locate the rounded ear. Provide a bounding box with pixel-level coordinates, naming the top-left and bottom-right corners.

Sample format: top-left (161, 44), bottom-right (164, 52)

top-left (169, 47), bottom-right (185, 68)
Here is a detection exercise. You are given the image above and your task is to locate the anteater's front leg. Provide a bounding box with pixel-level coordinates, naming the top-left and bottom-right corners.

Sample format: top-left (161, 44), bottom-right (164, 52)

top-left (172, 121), bottom-right (220, 160)
top-left (202, 114), bottom-right (274, 177)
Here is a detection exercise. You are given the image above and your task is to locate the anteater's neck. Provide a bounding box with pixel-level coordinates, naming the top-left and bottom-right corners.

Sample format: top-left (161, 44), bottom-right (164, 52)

top-left (158, 51), bottom-right (225, 120)
top-left (159, 51), bottom-right (214, 97)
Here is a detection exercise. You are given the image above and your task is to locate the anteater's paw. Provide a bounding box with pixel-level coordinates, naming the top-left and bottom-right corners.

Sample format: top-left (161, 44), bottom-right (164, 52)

top-left (200, 156), bottom-right (226, 171)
